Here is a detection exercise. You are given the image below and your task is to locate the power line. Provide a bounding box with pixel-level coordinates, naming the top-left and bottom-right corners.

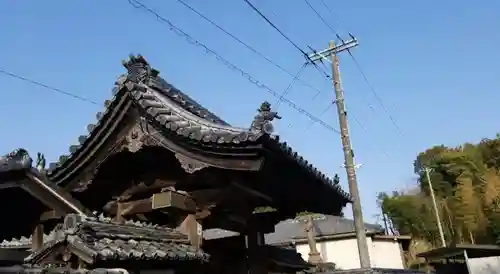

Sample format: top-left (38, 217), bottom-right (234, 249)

top-left (305, 0), bottom-right (404, 137)
top-left (346, 52), bottom-right (404, 136)
top-left (276, 64), bottom-right (306, 109)
top-left (0, 68), bottom-right (99, 105)
top-left (304, 0), bottom-right (338, 36)
top-left (241, 0), bottom-right (331, 79)
top-left (174, 0), bottom-right (323, 97)
top-left (242, 0), bottom-right (307, 56)
top-left (303, 102), bottom-right (334, 132)
top-left (126, 0), bottom-right (340, 133)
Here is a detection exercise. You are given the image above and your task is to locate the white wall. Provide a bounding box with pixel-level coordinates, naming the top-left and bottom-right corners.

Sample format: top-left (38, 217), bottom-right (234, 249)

top-left (295, 236), bottom-right (405, 270)
top-left (468, 256), bottom-right (500, 274)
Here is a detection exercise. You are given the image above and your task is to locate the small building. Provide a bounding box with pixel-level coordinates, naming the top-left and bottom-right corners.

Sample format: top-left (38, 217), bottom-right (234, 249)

top-left (269, 215), bottom-right (411, 270)
top-left (0, 55), bottom-right (351, 274)
top-left (205, 215), bottom-right (411, 270)
top-left (418, 244), bottom-right (500, 274)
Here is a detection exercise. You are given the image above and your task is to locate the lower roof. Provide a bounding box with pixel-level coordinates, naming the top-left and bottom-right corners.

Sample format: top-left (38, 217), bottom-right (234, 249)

top-left (0, 266), bottom-right (127, 274)
top-left (26, 214), bottom-right (209, 265)
top-left (417, 244), bottom-right (500, 260)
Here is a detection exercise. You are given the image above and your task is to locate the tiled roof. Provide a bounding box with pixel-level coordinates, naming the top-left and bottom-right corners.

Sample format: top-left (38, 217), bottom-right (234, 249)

top-left (316, 269), bottom-right (432, 274)
top-left (0, 226), bottom-right (64, 249)
top-left (203, 215), bottom-right (384, 244)
top-left (263, 244), bottom-right (311, 270)
top-left (0, 149), bottom-right (32, 175)
top-left (0, 266), bottom-right (130, 274)
top-left (25, 214), bottom-right (209, 264)
top-left (265, 215), bottom-right (384, 245)
top-left (42, 54), bottom-right (350, 205)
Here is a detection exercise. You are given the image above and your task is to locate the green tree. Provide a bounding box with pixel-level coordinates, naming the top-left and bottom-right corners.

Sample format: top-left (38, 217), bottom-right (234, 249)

top-left (380, 134), bottom-right (500, 248)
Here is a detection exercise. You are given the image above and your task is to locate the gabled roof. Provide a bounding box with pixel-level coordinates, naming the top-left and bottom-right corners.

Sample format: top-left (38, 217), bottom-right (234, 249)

top-left (266, 215), bottom-right (384, 245)
top-left (0, 149), bottom-right (90, 240)
top-left (25, 214), bottom-right (209, 264)
top-left (203, 215), bottom-right (384, 244)
top-left (37, 54), bottom-right (349, 214)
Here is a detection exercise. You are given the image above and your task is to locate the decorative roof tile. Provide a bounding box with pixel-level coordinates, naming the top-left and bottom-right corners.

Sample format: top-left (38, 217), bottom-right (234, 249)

top-left (25, 214), bottom-right (209, 264)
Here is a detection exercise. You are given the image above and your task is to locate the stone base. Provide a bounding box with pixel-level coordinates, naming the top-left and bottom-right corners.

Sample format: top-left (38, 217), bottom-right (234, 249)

top-left (308, 251), bottom-right (323, 264)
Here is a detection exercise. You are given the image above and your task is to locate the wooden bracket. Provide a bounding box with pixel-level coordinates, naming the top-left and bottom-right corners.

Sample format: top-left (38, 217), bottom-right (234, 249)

top-left (152, 190), bottom-right (196, 213)
top-left (177, 214), bottom-right (203, 248)
top-left (32, 224), bottom-right (44, 251)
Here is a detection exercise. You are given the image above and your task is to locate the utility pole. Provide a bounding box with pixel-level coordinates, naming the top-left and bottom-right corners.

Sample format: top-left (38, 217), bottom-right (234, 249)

top-left (424, 167), bottom-right (446, 247)
top-left (306, 37), bottom-right (371, 268)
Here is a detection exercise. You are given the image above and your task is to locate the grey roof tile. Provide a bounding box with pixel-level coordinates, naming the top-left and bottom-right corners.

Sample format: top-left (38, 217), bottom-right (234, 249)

top-left (0, 265), bottom-right (131, 274)
top-left (265, 215), bottom-right (384, 245)
top-left (203, 215), bottom-right (384, 245)
top-left (25, 214), bottom-right (209, 264)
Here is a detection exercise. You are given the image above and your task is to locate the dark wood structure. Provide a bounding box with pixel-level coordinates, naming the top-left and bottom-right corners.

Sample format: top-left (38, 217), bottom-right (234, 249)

top-left (417, 244), bottom-right (500, 274)
top-left (0, 55), bottom-right (350, 273)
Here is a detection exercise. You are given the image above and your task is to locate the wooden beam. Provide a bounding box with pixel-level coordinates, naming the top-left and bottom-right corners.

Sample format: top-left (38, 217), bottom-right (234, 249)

top-left (152, 191), bottom-right (196, 213)
top-left (177, 214), bottom-right (203, 248)
top-left (120, 197), bottom-right (153, 216)
top-left (40, 210), bottom-right (64, 221)
top-left (32, 224), bottom-right (44, 251)
top-left (232, 182), bottom-right (272, 202)
top-left (117, 179), bottom-right (176, 201)
top-left (105, 191), bottom-right (200, 217)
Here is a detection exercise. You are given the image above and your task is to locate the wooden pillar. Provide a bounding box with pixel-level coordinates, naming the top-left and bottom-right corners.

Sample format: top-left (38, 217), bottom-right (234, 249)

top-left (32, 224), bottom-right (44, 251)
top-left (114, 199), bottom-right (125, 224)
top-left (245, 224), bottom-right (266, 274)
top-left (178, 214), bottom-right (203, 248)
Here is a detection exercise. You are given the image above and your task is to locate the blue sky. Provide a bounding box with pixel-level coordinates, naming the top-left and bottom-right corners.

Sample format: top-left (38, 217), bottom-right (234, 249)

top-left (1, 0), bottom-right (499, 224)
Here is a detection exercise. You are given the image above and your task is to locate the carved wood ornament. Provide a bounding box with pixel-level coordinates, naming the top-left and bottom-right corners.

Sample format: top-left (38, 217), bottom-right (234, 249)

top-left (124, 123), bottom-right (158, 153)
top-left (174, 153), bottom-right (209, 174)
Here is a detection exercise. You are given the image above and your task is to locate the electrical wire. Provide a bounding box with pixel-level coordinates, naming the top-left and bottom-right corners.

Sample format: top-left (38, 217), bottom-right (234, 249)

top-left (347, 52), bottom-right (404, 136)
top-left (126, 0), bottom-right (340, 133)
top-left (174, 0), bottom-right (323, 97)
top-left (304, 0), bottom-right (404, 137)
top-left (302, 102), bottom-right (334, 132)
top-left (241, 0), bottom-right (331, 80)
top-left (304, 0), bottom-right (338, 36)
top-left (275, 64), bottom-right (306, 109)
top-left (0, 68), bottom-right (99, 105)
top-left (242, 0), bottom-right (308, 57)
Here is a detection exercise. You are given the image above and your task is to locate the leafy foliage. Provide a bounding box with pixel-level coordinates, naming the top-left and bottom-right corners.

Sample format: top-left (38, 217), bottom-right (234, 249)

top-left (379, 135), bottom-right (500, 247)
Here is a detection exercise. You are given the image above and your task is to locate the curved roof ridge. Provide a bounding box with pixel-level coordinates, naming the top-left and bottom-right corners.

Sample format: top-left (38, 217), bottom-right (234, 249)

top-left (152, 76), bottom-right (229, 126)
top-left (145, 85), bottom-right (250, 134)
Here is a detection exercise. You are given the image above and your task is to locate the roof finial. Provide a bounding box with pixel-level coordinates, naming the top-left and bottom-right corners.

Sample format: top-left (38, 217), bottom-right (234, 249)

top-left (35, 152), bottom-right (46, 172)
top-left (250, 101), bottom-right (281, 134)
top-left (121, 54), bottom-right (154, 84)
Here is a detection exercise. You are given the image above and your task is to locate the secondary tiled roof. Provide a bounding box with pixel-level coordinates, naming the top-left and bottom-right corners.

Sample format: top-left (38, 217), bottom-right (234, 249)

top-left (0, 149), bottom-right (32, 176)
top-left (0, 266), bottom-right (130, 274)
top-left (203, 215), bottom-right (384, 244)
top-left (42, 54), bottom-right (350, 205)
top-left (263, 245), bottom-right (311, 270)
top-left (266, 215), bottom-right (384, 245)
top-left (314, 269), bottom-right (432, 274)
top-left (25, 214), bottom-right (209, 264)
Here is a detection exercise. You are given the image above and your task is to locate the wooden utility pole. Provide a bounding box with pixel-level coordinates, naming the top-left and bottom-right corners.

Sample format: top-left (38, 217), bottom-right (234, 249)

top-left (306, 37), bottom-right (371, 268)
top-left (424, 167), bottom-right (446, 247)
